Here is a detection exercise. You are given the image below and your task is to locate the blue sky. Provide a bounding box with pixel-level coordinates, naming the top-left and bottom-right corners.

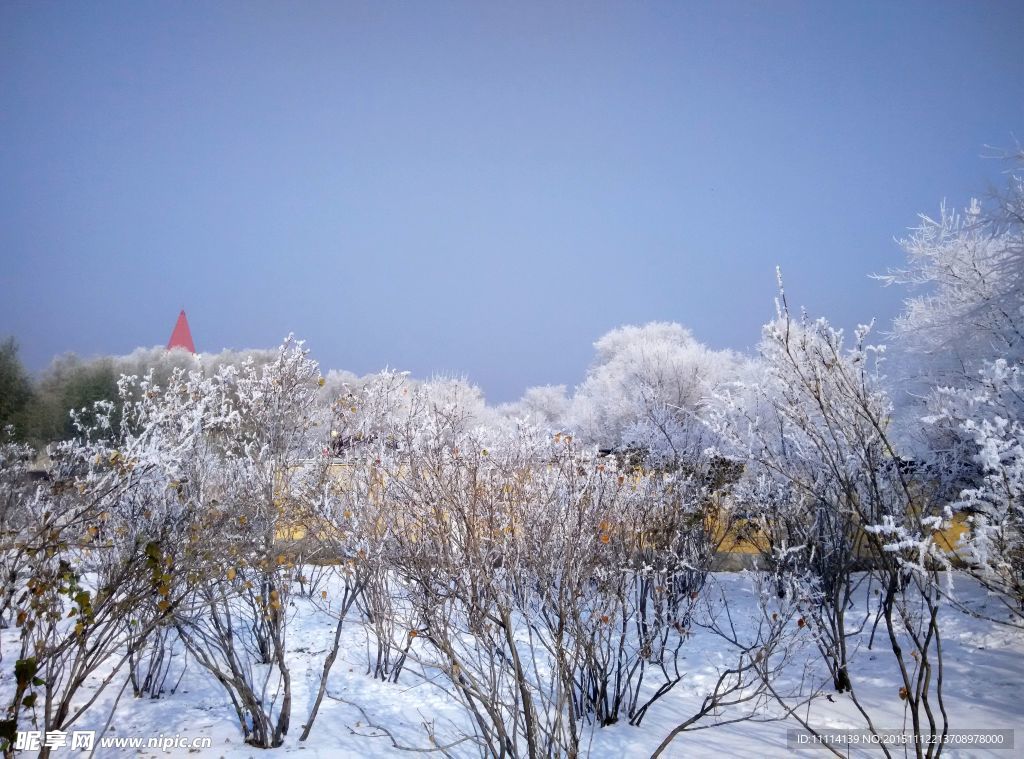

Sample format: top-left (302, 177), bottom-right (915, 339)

top-left (1, 1), bottom-right (1022, 401)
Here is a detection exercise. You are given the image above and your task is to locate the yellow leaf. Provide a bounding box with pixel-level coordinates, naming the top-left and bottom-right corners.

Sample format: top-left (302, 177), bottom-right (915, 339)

top-left (226, 567), bottom-right (237, 581)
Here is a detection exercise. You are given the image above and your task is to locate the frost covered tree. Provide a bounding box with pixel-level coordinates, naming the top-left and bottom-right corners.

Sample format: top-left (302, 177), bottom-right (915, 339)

top-left (502, 384), bottom-right (570, 429)
top-left (881, 181), bottom-right (1023, 383)
top-left (570, 322), bottom-right (740, 463)
top-left (884, 163), bottom-right (1024, 626)
top-left (420, 375), bottom-right (500, 434)
top-left (881, 164), bottom-right (1024, 457)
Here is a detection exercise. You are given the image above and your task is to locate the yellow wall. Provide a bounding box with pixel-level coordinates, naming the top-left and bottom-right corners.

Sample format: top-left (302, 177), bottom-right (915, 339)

top-left (274, 460), bottom-right (973, 561)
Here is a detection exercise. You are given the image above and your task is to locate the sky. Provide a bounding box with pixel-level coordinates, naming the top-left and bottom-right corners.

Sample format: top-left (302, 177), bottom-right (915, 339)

top-left (1, 1), bottom-right (1022, 402)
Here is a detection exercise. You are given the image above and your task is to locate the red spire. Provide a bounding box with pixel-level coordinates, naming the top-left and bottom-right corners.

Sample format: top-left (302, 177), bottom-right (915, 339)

top-left (167, 310), bottom-right (196, 353)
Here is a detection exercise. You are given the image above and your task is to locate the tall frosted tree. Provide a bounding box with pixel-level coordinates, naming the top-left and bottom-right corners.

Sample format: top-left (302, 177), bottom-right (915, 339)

top-left (884, 161), bottom-right (1024, 624)
top-left (569, 322), bottom-right (741, 461)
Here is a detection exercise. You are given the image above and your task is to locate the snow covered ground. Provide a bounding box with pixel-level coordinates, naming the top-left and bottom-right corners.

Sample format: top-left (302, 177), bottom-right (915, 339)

top-left (3, 572), bottom-right (1022, 758)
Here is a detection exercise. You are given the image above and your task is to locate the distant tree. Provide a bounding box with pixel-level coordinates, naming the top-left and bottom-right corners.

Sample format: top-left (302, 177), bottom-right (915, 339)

top-left (569, 322), bottom-right (740, 460)
top-left (420, 375), bottom-right (499, 434)
top-left (19, 347), bottom-right (280, 448)
top-left (24, 355), bottom-right (120, 445)
top-left (0, 338), bottom-right (34, 440)
top-left (501, 384), bottom-right (570, 428)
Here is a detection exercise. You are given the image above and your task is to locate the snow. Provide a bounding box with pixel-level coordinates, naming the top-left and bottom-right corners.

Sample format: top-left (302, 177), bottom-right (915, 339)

top-left (5, 571), bottom-right (1021, 758)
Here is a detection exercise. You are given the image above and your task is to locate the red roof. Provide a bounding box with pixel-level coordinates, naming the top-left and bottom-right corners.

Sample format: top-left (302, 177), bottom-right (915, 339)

top-left (167, 310), bottom-right (196, 353)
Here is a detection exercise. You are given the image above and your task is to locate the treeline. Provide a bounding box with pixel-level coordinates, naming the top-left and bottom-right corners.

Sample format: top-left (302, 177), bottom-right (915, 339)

top-left (0, 344), bottom-right (278, 449)
top-left (0, 342), bottom-right (121, 446)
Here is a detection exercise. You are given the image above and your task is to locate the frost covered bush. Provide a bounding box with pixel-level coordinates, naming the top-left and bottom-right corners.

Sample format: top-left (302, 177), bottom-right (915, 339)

top-left (316, 369), bottom-right (726, 755)
top-left (928, 360), bottom-right (1024, 622)
top-left (0, 378), bottom-right (206, 756)
top-left (158, 337), bottom-right (330, 748)
top-left (0, 336), bottom-right (337, 752)
top-left (0, 429), bottom-right (34, 636)
top-left (710, 280), bottom-right (951, 748)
